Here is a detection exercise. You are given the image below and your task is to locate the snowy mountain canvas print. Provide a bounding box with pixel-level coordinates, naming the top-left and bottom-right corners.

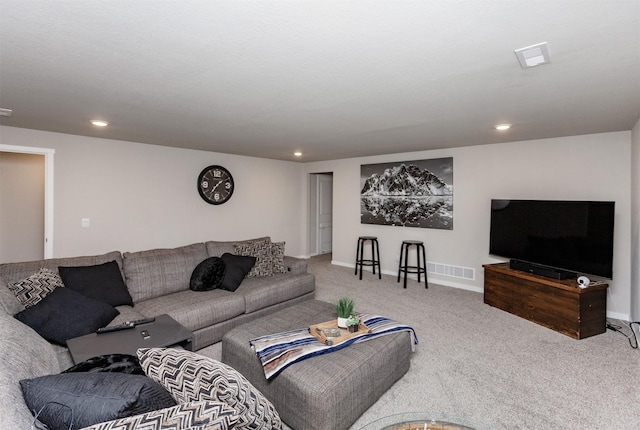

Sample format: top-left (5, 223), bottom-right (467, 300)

top-left (360, 157), bottom-right (453, 229)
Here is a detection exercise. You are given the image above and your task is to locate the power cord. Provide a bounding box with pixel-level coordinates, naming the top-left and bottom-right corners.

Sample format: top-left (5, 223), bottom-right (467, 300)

top-left (606, 320), bottom-right (639, 349)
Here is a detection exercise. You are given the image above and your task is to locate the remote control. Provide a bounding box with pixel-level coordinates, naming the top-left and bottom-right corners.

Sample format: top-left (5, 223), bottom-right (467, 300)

top-left (130, 317), bottom-right (155, 325)
top-left (96, 317), bottom-right (156, 334)
top-left (96, 322), bottom-right (135, 334)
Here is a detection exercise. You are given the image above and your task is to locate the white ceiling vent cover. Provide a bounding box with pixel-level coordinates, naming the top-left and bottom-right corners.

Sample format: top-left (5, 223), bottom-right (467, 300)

top-left (515, 42), bottom-right (550, 68)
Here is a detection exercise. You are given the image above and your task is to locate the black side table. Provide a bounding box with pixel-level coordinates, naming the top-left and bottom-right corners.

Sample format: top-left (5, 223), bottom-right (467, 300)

top-left (66, 314), bottom-right (193, 364)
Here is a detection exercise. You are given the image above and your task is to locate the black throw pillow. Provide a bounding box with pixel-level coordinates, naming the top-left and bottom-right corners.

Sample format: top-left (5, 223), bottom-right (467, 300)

top-left (62, 354), bottom-right (144, 375)
top-left (14, 287), bottom-right (119, 345)
top-left (190, 257), bottom-right (227, 291)
top-left (58, 260), bottom-right (133, 306)
top-left (220, 253), bottom-right (256, 292)
top-left (20, 372), bottom-right (176, 430)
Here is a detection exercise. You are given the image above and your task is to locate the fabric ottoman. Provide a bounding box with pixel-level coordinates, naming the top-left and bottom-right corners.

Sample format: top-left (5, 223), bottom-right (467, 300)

top-left (221, 300), bottom-right (412, 430)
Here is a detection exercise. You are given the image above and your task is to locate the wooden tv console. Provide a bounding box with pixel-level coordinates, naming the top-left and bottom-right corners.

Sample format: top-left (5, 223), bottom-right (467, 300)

top-left (483, 263), bottom-right (607, 339)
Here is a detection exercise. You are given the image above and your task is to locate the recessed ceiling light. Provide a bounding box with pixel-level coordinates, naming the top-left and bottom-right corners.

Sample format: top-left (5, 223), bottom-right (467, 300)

top-left (294, 152), bottom-right (302, 157)
top-left (91, 120), bottom-right (109, 127)
top-left (495, 124), bottom-right (511, 131)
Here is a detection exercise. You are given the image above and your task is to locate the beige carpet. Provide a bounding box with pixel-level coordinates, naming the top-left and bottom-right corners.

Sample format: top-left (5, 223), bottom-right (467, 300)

top-left (308, 253), bottom-right (639, 430)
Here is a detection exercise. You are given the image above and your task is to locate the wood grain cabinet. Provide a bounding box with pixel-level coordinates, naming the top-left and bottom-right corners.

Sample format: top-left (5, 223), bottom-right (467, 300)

top-left (483, 263), bottom-right (607, 339)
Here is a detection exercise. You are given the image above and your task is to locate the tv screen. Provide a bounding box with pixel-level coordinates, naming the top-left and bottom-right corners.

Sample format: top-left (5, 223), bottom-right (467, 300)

top-left (489, 200), bottom-right (615, 279)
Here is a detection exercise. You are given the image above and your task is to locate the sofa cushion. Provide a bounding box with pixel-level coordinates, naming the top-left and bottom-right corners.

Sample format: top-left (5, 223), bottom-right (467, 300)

top-left (123, 243), bottom-right (208, 303)
top-left (220, 253), bottom-right (256, 292)
top-left (190, 257), bottom-right (226, 291)
top-left (20, 372), bottom-right (176, 430)
top-left (234, 238), bottom-right (277, 277)
top-left (269, 242), bottom-right (286, 274)
top-left (204, 237), bottom-right (271, 258)
top-left (0, 311), bottom-right (61, 429)
top-left (236, 272), bottom-right (316, 313)
top-left (58, 260), bottom-right (133, 306)
top-left (138, 348), bottom-right (282, 430)
top-left (79, 400), bottom-right (239, 430)
top-left (133, 289), bottom-right (245, 332)
top-left (6, 268), bottom-right (63, 308)
top-left (14, 287), bottom-right (119, 345)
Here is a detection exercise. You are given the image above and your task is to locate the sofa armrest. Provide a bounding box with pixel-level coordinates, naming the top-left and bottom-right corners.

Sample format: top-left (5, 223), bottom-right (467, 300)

top-left (284, 256), bottom-right (308, 275)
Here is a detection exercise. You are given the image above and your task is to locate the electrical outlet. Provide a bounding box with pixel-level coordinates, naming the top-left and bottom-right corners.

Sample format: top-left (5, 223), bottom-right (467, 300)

top-left (395, 255), bottom-right (400, 263)
top-left (81, 218), bottom-right (90, 228)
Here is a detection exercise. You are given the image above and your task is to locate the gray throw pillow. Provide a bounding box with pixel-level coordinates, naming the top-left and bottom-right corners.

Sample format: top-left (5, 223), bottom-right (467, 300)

top-left (19, 372), bottom-right (176, 430)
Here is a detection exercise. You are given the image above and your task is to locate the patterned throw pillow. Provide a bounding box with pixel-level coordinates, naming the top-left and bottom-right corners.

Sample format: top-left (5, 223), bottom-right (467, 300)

top-left (234, 239), bottom-right (273, 277)
top-left (137, 348), bottom-right (282, 430)
top-left (79, 400), bottom-right (239, 430)
top-left (234, 240), bottom-right (286, 277)
top-left (270, 242), bottom-right (286, 275)
top-left (7, 268), bottom-right (63, 308)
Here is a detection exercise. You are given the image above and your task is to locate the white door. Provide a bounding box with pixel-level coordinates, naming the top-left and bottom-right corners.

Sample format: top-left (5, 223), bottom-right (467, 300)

top-left (318, 174), bottom-right (333, 254)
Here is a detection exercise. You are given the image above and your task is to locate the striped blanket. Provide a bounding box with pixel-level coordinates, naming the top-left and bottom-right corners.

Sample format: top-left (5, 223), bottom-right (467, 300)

top-left (249, 314), bottom-right (418, 380)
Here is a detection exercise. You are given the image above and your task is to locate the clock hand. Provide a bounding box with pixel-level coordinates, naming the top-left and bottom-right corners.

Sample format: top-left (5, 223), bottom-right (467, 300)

top-left (210, 180), bottom-right (224, 193)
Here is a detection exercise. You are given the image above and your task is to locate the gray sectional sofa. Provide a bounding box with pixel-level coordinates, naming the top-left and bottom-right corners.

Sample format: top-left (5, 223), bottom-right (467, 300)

top-left (0, 237), bottom-right (315, 429)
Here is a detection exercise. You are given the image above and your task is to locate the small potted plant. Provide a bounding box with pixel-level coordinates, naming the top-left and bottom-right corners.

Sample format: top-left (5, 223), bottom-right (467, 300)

top-left (346, 314), bottom-right (360, 333)
top-left (334, 297), bottom-right (355, 328)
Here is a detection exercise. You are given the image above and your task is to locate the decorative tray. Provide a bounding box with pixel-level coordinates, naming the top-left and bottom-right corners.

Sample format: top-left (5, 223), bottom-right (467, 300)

top-left (309, 319), bottom-right (370, 346)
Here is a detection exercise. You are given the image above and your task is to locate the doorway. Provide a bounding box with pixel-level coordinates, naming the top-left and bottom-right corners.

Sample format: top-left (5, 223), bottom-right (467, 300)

top-left (0, 144), bottom-right (54, 261)
top-left (308, 173), bottom-right (333, 256)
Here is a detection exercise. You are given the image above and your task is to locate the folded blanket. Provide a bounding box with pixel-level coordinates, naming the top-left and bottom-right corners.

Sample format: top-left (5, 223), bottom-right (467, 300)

top-left (249, 314), bottom-right (418, 379)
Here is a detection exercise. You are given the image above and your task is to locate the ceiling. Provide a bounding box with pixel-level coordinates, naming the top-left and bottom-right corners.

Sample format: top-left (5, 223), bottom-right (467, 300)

top-left (0, 1), bottom-right (638, 162)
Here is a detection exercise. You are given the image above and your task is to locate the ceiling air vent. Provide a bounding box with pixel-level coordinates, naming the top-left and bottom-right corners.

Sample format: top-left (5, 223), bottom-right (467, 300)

top-left (515, 42), bottom-right (550, 68)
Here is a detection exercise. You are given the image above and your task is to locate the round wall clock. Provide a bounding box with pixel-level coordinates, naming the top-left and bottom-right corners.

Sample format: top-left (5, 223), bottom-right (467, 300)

top-left (197, 165), bottom-right (234, 205)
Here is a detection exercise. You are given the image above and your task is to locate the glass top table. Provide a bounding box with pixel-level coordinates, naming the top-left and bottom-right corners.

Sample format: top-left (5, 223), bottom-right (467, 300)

top-left (359, 412), bottom-right (495, 430)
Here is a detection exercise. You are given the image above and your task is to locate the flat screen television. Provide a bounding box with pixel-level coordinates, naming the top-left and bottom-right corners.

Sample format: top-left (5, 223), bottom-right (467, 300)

top-left (489, 199), bottom-right (615, 279)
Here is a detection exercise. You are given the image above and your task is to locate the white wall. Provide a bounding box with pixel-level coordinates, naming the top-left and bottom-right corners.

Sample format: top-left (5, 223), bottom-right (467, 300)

top-left (631, 118), bottom-right (639, 322)
top-left (0, 126), bottom-right (305, 258)
top-left (303, 132), bottom-right (632, 320)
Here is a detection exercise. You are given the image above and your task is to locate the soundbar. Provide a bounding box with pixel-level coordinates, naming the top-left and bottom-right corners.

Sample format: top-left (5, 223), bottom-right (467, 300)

top-left (509, 259), bottom-right (577, 280)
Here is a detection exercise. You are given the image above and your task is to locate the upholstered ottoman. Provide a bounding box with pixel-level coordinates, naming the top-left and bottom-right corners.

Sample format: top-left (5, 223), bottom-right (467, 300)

top-left (221, 300), bottom-right (413, 430)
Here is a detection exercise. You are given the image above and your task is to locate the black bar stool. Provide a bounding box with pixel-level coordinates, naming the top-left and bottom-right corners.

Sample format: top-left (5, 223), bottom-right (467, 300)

top-left (355, 236), bottom-right (381, 280)
top-left (397, 240), bottom-right (428, 289)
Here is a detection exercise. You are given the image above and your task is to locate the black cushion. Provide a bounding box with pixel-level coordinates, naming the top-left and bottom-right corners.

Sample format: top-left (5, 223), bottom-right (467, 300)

top-left (219, 253), bottom-right (256, 292)
top-left (62, 354), bottom-right (144, 375)
top-left (20, 372), bottom-right (176, 430)
top-left (58, 260), bottom-right (133, 306)
top-left (14, 287), bottom-right (119, 345)
top-left (190, 257), bottom-right (227, 291)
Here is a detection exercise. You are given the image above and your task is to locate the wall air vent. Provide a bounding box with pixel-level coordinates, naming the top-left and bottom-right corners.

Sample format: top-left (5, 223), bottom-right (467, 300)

top-left (515, 42), bottom-right (550, 68)
top-left (427, 261), bottom-right (475, 281)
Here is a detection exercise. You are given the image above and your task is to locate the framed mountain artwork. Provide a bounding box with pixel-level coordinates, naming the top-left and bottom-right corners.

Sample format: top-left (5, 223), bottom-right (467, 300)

top-left (360, 157), bottom-right (453, 229)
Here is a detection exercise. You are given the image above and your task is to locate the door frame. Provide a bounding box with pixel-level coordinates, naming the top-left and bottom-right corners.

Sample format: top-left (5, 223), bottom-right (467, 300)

top-left (0, 144), bottom-right (55, 258)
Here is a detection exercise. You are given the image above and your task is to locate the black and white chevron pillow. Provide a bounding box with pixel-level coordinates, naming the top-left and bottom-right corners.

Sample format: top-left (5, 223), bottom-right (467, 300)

top-left (137, 348), bottom-right (282, 430)
top-left (234, 240), bottom-right (286, 277)
top-left (79, 400), bottom-right (238, 430)
top-left (7, 268), bottom-right (63, 308)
